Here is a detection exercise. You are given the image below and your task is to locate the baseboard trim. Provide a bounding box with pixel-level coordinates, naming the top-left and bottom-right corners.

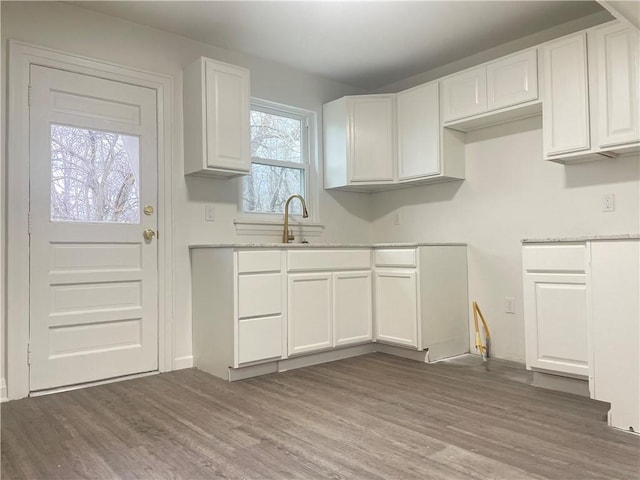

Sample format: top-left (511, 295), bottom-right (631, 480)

top-left (173, 355), bottom-right (194, 370)
top-left (279, 344), bottom-right (376, 373)
top-left (375, 343), bottom-right (429, 363)
top-left (532, 371), bottom-right (590, 397)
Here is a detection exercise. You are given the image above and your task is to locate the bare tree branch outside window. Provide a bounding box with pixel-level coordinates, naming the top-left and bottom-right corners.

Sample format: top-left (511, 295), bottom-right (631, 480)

top-left (50, 125), bottom-right (140, 223)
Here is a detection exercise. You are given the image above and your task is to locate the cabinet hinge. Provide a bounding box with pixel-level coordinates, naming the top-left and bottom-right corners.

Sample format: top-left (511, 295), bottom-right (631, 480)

top-left (157, 230), bottom-right (160, 240)
top-left (28, 212), bottom-right (32, 235)
top-left (28, 85), bottom-right (32, 107)
top-left (27, 343), bottom-right (31, 366)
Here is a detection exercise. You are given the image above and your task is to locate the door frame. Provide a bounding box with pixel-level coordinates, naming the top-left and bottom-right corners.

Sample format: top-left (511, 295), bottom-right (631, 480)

top-left (6, 41), bottom-right (174, 400)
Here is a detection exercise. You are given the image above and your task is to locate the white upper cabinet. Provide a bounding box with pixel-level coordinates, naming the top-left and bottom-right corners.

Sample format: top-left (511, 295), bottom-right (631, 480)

top-left (541, 33), bottom-right (591, 158)
top-left (442, 49), bottom-right (538, 124)
top-left (184, 57), bottom-right (251, 177)
top-left (442, 66), bottom-right (487, 122)
top-left (397, 82), bottom-right (441, 180)
top-left (487, 49), bottom-right (538, 111)
top-left (595, 23), bottom-right (640, 149)
top-left (542, 22), bottom-right (640, 163)
top-left (323, 94), bottom-right (396, 189)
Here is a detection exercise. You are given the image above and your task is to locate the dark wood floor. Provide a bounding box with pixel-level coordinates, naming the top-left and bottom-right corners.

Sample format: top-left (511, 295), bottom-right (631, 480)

top-left (2, 353), bottom-right (639, 479)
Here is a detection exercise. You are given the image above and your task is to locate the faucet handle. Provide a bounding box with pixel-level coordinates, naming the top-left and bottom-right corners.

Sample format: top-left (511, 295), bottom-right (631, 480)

top-left (287, 230), bottom-right (295, 242)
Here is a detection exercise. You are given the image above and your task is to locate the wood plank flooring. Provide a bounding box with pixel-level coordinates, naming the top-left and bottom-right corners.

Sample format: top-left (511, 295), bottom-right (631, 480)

top-left (2, 353), bottom-right (639, 479)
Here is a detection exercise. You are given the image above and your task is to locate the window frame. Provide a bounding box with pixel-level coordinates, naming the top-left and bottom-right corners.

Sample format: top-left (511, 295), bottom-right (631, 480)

top-left (238, 98), bottom-right (317, 224)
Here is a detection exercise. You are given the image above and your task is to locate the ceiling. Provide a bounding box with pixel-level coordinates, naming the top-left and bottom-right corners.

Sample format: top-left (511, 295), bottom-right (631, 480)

top-left (74, 1), bottom-right (607, 91)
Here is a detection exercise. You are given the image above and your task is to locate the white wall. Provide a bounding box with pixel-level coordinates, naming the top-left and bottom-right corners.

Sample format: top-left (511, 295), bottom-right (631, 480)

top-left (370, 117), bottom-right (640, 362)
top-left (0, 1), bottom-right (372, 386)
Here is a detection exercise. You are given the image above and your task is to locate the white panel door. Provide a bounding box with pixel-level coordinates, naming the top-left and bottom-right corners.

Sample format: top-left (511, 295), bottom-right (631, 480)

top-left (29, 65), bottom-right (158, 391)
top-left (442, 66), bottom-right (487, 122)
top-left (487, 49), bottom-right (538, 111)
top-left (596, 24), bottom-right (640, 148)
top-left (523, 273), bottom-right (588, 377)
top-left (288, 273), bottom-right (333, 355)
top-left (348, 96), bottom-right (395, 183)
top-left (333, 271), bottom-right (372, 347)
top-left (542, 33), bottom-right (591, 157)
top-left (375, 270), bottom-right (418, 348)
top-left (397, 82), bottom-right (440, 180)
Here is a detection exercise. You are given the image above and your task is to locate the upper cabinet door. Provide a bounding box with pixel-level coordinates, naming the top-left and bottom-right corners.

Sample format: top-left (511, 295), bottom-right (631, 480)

top-left (596, 24), bottom-right (640, 149)
top-left (397, 82), bottom-right (440, 180)
top-left (442, 66), bottom-right (487, 122)
top-left (348, 96), bottom-right (396, 182)
top-left (204, 60), bottom-right (251, 172)
top-left (487, 49), bottom-right (538, 111)
top-left (542, 33), bottom-right (591, 157)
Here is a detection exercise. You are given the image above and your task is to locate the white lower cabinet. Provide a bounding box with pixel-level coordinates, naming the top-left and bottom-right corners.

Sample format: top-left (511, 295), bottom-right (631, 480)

top-left (375, 270), bottom-right (418, 347)
top-left (523, 243), bottom-right (589, 377)
top-left (288, 273), bottom-right (333, 356)
top-left (374, 246), bottom-right (469, 360)
top-left (523, 240), bottom-right (639, 432)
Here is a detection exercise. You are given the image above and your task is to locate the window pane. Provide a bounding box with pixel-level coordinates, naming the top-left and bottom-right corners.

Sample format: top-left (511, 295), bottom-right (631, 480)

top-left (50, 125), bottom-right (140, 223)
top-left (243, 163), bottom-right (305, 214)
top-left (251, 110), bottom-right (302, 163)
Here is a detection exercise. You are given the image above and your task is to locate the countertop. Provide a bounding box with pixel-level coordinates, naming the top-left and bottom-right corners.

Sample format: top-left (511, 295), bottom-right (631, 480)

top-left (522, 234), bottom-right (640, 244)
top-left (190, 242), bottom-right (467, 249)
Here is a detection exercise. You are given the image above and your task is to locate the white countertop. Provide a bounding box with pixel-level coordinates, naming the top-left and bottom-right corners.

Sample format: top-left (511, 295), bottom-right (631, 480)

top-left (190, 242), bottom-right (467, 249)
top-left (522, 234), bottom-right (640, 243)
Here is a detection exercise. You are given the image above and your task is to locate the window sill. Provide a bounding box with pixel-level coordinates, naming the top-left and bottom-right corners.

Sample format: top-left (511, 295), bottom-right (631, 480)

top-left (234, 218), bottom-right (324, 238)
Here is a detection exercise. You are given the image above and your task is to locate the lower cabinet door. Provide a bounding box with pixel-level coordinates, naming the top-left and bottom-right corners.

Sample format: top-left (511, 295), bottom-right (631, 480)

top-left (523, 273), bottom-right (589, 376)
top-left (238, 315), bottom-right (283, 365)
top-left (334, 271), bottom-right (372, 347)
top-left (375, 270), bottom-right (418, 348)
top-left (288, 273), bottom-right (333, 355)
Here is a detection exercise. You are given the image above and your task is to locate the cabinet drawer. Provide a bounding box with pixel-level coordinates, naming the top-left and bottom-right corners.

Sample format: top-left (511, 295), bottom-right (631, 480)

top-left (237, 250), bottom-right (282, 273)
top-left (374, 249), bottom-right (417, 267)
top-left (523, 244), bottom-right (586, 273)
top-left (238, 315), bottom-right (282, 364)
top-left (287, 249), bottom-right (371, 271)
top-left (238, 273), bottom-right (282, 318)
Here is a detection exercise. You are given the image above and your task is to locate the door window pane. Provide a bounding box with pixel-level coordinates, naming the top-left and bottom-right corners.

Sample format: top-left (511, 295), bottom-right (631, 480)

top-left (243, 163), bottom-right (305, 214)
top-left (50, 125), bottom-right (140, 223)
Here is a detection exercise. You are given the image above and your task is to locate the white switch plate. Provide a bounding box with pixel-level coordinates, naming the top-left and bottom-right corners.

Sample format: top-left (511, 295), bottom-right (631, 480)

top-left (505, 296), bottom-right (515, 314)
top-left (204, 205), bottom-right (216, 221)
top-left (602, 193), bottom-right (615, 212)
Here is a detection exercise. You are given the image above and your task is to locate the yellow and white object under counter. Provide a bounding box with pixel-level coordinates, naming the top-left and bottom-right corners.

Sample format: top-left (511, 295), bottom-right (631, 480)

top-left (522, 234), bottom-right (640, 433)
top-left (190, 243), bottom-right (469, 382)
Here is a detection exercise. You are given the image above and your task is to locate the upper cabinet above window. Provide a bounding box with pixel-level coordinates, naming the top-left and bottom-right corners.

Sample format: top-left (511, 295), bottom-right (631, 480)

top-left (183, 57), bottom-right (251, 177)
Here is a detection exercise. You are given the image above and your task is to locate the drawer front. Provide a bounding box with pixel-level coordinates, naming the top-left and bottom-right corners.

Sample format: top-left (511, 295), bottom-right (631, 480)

top-left (238, 273), bottom-right (282, 318)
top-left (238, 315), bottom-right (282, 364)
top-left (523, 244), bottom-right (586, 273)
top-left (287, 249), bottom-right (371, 272)
top-left (237, 250), bottom-right (282, 273)
top-left (374, 248), bottom-right (417, 267)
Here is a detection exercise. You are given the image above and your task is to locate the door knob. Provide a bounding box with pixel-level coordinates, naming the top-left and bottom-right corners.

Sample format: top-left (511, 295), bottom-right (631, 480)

top-left (143, 229), bottom-right (156, 241)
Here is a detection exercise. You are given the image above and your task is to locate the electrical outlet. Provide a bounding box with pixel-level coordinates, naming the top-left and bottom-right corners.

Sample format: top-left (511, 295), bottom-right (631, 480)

top-left (602, 193), bottom-right (615, 212)
top-left (393, 212), bottom-right (401, 226)
top-left (505, 297), bottom-right (515, 314)
top-left (204, 205), bottom-right (216, 222)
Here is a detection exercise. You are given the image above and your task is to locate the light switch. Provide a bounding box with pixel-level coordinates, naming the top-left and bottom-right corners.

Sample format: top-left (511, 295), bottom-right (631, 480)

top-left (205, 205), bottom-right (216, 221)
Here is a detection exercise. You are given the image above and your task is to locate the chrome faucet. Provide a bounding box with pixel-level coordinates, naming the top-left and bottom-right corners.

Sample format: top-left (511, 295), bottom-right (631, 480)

top-left (282, 194), bottom-right (309, 243)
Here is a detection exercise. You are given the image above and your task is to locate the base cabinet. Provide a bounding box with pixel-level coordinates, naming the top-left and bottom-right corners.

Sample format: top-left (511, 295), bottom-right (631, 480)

top-left (334, 271), bottom-right (373, 347)
top-left (523, 240), bottom-right (640, 433)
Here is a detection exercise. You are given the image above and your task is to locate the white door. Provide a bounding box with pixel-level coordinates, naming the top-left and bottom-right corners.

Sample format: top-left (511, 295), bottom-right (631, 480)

top-left (28, 65), bottom-right (159, 391)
